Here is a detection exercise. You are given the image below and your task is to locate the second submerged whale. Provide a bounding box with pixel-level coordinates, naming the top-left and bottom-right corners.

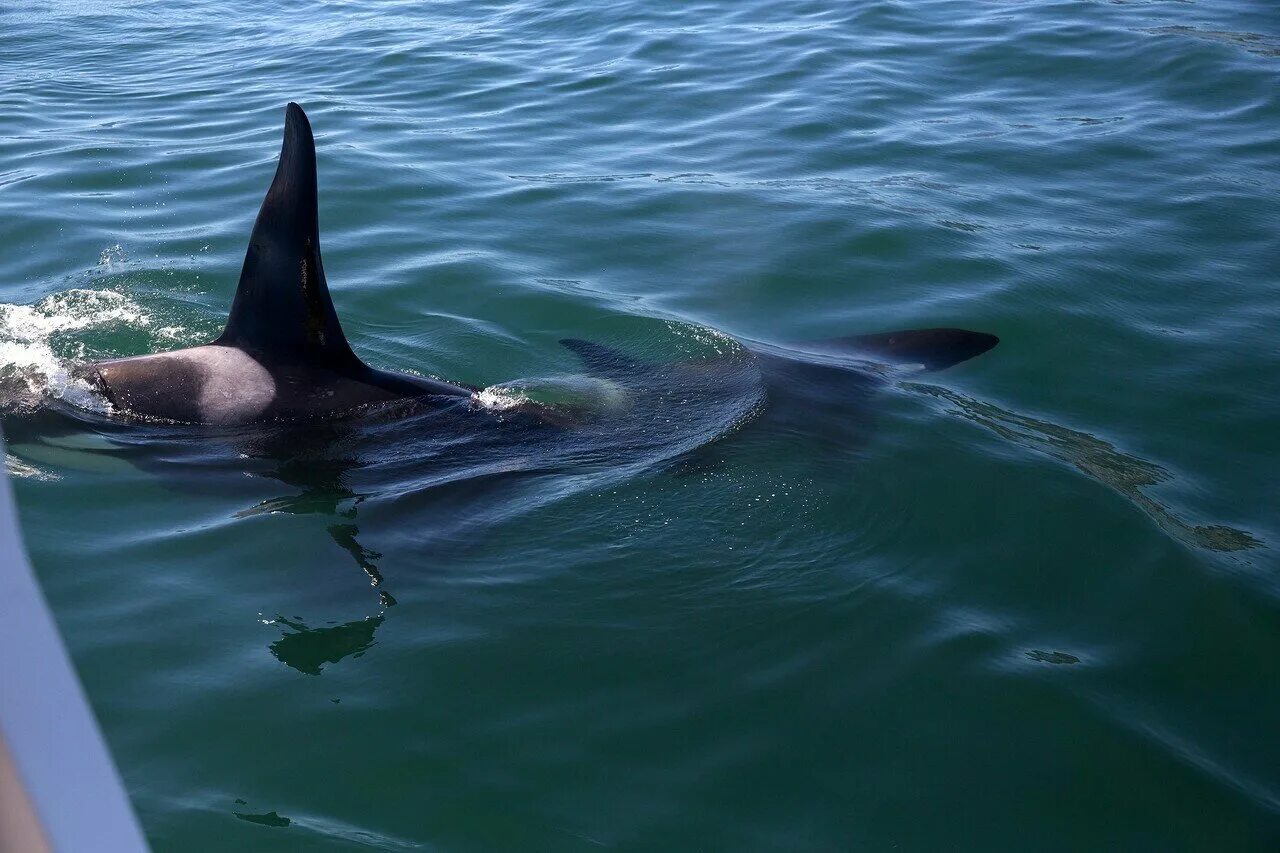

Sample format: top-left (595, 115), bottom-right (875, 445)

top-left (80, 103), bottom-right (997, 426)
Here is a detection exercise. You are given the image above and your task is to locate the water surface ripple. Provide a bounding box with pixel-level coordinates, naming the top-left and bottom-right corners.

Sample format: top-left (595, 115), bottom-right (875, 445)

top-left (2, 0), bottom-right (1278, 850)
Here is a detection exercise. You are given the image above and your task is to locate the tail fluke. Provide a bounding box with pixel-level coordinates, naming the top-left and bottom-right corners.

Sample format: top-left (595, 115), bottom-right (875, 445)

top-left (808, 327), bottom-right (998, 372)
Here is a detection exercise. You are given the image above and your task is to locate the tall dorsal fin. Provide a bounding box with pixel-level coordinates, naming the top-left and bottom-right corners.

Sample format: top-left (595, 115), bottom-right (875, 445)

top-left (216, 103), bottom-right (361, 368)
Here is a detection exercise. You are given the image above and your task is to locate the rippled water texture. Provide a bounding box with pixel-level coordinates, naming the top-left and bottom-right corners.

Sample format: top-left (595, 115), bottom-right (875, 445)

top-left (2, 1), bottom-right (1278, 850)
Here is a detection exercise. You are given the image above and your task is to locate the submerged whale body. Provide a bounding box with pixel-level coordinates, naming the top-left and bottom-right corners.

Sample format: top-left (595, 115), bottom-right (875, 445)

top-left (80, 103), bottom-right (998, 426)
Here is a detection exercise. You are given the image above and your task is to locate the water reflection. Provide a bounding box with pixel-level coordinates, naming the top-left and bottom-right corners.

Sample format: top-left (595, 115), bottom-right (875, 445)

top-left (1147, 25), bottom-right (1280, 59)
top-left (911, 383), bottom-right (1259, 552)
top-left (235, 445), bottom-right (394, 604)
top-left (233, 810), bottom-right (291, 828)
top-left (1027, 650), bottom-right (1080, 665)
top-left (268, 614), bottom-right (385, 676)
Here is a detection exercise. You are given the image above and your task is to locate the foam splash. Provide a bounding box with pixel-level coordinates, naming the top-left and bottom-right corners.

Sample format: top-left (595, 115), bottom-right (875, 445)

top-left (474, 384), bottom-right (531, 412)
top-left (99, 243), bottom-right (127, 267)
top-left (0, 287), bottom-right (154, 413)
top-left (476, 376), bottom-right (633, 417)
top-left (3, 452), bottom-right (59, 481)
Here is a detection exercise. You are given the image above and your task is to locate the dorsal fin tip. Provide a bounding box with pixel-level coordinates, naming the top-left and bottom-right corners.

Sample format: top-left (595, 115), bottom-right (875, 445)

top-left (217, 102), bottom-right (362, 369)
top-left (281, 103), bottom-right (313, 171)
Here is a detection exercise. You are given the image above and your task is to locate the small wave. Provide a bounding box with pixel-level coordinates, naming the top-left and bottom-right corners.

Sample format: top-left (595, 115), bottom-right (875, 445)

top-left (3, 452), bottom-right (59, 481)
top-left (663, 320), bottom-right (744, 358)
top-left (1147, 25), bottom-right (1280, 59)
top-left (0, 272), bottom-right (211, 415)
top-left (0, 288), bottom-right (156, 413)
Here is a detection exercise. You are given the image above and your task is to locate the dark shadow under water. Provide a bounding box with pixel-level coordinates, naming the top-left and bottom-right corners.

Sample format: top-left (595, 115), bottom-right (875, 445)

top-left (909, 382), bottom-right (1260, 553)
top-left (3, 335), bottom-right (770, 609)
top-left (4, 331), bottom-right (1256, 668)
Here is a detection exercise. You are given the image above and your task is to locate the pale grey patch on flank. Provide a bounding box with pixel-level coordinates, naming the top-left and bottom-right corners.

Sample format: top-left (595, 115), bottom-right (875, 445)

top-left (169, 346), bottom-right (276, 425)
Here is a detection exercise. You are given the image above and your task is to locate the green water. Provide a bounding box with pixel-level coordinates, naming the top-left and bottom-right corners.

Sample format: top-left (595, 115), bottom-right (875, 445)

top-left (2, 1), bottom-right (1278, 850)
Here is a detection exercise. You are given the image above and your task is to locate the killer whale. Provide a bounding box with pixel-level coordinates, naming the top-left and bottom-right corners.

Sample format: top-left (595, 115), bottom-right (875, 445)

top-left (80, 103), bottom-right (998, 426)
top-left (82, 103), bottom-right (474, 425)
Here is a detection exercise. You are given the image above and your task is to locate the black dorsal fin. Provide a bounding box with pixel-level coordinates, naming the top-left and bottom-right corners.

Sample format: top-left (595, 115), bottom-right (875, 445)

top-left (216, 103), bottom-right (360, 368)
top-left (559, 338), bottom-right (648, 377)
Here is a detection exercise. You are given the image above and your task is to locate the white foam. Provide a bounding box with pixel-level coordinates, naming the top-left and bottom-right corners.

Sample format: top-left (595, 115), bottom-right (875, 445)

top-left (476, 376), bottom-right (634, 418)
top-left (475, 384), bottom-right (531, 411)
top-left (0, 287), bottom-right (156, 413)
top-left (3, 452), bottom-right (59, 481)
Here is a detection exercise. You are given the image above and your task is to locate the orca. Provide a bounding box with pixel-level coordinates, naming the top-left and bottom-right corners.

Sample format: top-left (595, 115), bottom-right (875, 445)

top-left (81, 103), bottom-right (474, 425)
top-left (80, 103), bottom-right (998, 426)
